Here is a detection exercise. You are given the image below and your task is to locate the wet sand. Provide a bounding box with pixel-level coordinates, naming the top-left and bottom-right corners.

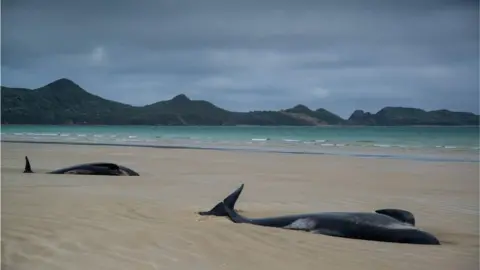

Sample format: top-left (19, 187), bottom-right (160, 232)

top-left (1, 142), bottom-right (479, 270)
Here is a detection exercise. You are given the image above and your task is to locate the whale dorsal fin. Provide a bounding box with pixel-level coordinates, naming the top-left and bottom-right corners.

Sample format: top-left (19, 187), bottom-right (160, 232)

top-left (24, 156), bottom-right (33, 173)
top-left (375, 208), bottom-right (416, 226)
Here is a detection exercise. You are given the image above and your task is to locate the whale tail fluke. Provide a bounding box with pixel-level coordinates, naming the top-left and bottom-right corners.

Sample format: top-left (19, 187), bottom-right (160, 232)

top-left (24, 156), bottom-right (33, 173)
top-left (198, 184), bottom-right (244, 216)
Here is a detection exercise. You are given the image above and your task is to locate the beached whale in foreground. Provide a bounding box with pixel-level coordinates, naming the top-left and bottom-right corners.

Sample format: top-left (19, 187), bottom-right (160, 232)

top-left (23, 156), bottom-right (140, 176)
top-left (198, 184), bottom-right (440, 245)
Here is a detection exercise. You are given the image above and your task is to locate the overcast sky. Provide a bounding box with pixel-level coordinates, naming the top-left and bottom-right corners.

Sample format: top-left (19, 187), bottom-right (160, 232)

top-left (2, 0), bottom-right (479, 117)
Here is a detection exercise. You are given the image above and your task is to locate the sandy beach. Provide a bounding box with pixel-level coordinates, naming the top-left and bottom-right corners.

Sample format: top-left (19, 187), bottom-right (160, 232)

top-left (1, 142), bottom-right (478, 270)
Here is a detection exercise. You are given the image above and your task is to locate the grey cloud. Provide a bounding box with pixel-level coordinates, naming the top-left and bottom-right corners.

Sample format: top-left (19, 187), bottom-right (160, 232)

top-left (1, 0), bottom-right (478, 118)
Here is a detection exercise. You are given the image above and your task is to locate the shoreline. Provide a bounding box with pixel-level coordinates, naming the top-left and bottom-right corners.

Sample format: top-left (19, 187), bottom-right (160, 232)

top-left (3, 125), bottom-right (478, 154)
top-left (2, 139), bottom-right (478, 163)
top-left (2, 124), bottom-right (479, 127)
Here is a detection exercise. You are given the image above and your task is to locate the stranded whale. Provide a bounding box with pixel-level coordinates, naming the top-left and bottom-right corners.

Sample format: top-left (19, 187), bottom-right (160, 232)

top-left (23, 156), bottom-right (140, 176)
top-left (198, 184), bottom-right (440, 245)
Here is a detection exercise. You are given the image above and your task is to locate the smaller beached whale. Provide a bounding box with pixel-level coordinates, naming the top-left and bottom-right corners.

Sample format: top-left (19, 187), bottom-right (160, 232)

top-left (23, 156), bottom-right (140, 176)
top-left (198, 184), bottom-right (440, 245)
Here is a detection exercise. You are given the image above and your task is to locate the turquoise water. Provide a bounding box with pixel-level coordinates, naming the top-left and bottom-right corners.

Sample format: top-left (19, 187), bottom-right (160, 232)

top-left (1, 125), bottom-right (479, 151)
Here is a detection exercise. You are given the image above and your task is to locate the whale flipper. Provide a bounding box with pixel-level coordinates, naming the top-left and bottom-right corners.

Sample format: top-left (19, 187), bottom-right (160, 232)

top-left (198, 184), bottom-right (244, 216)
top-left (375, 208), bottom-right (416, 226)
top-left (24, 156), bottom-right (33, 173)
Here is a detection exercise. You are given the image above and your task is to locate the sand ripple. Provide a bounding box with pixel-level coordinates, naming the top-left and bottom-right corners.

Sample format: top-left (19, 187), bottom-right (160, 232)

top-left (2, 142), bottom-right (478, 270)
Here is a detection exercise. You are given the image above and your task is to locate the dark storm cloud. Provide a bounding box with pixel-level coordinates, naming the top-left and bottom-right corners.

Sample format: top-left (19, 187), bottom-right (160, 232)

top-left (1, 0), bottom-right (478, 117)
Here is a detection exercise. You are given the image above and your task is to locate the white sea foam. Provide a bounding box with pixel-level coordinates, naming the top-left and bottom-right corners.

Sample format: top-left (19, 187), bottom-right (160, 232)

top-left (2, 126), bottom-right (477, 162)
top-left (283, 139), bottom-right (300, 142)
top-left (26, 132), bottom-right (58, 136)
top-left (251, 138), bottom-right (269, 141)
top-left (373, 144), bottom-right (391, 148)
top-left (435, 145), bottom-right (459, 149)
top-left (320, 143), bottom-right (335, 147)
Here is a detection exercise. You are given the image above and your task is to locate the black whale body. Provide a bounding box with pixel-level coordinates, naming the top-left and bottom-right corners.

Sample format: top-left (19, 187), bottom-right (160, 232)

top-left (23, 156), bottom-right (139, 176)
top-left (198, 184), bottom-right (440, 245)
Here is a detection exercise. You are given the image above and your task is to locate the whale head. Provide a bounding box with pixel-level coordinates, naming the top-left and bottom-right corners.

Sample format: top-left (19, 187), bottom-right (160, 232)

top-left (394, 229), bottom-right (441, 245)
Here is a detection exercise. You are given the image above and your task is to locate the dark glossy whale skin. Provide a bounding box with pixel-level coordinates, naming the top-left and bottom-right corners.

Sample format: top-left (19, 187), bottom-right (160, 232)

top-left (23, 156), bottom-right (140, 176)
top-left (223, 205), bottom-right (440, 245)
top-left (48, 162), bottom-right (140, 176)
top-left (199, 184), bottom-right (441, 245)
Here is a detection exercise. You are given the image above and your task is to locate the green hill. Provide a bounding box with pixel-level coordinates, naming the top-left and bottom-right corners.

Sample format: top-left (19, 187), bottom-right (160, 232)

top-left (1, 78), bottom-right (478, 126)
top-left (284, 105), bottom-right (346, 125)
top-left (1, 79), bottom-right (135, 125)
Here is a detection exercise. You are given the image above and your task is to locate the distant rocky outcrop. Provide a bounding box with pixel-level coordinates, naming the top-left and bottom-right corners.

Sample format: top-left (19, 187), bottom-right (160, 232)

top-left (1, 78), bottom-right (478, 126)
top-left (348, 107), bottom-right (479, 126)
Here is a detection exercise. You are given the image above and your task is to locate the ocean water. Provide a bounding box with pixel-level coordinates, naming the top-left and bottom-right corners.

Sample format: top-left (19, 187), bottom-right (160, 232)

top-left (1, 125), bottom-right (479, 162)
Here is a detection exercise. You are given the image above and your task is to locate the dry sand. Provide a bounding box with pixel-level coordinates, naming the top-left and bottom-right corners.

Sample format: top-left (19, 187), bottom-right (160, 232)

top-left (1, 142), bottom-right (479, 270)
